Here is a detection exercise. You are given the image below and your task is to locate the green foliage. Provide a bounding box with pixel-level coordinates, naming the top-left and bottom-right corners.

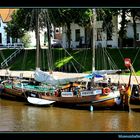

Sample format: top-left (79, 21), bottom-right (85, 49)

top-left (21, 33), bottom-right (31, 48)
top-left (5, 8), bottom-right (49, 39)
top-left (5, 9), bottom-right (29, 38)
top-left (49, 8), bottom-right (92, 27)
top-left (0, 49), bottom-right (15, 62)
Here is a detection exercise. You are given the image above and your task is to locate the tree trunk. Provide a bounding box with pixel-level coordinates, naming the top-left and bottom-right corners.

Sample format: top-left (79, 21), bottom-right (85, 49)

top-left (46, 12), bottom-right (53, 73)
top-left (66, 22), bottom-right (71, 49)
top-left (119, 9), bottom-right (126, 48)
top-left (132, 11), bottom-right (137, 48)
top-left (85, 24), bottom-right (92, 48)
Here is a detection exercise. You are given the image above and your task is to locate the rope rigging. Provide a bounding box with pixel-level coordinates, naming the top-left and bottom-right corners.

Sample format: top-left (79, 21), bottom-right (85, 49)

top-left (97, 8), bottom-right (125, 69)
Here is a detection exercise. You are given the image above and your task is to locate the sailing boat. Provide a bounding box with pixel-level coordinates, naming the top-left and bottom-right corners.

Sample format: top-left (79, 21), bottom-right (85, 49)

top-left (25, 9), bottom-right (125, 110)
top-left (0, 9), bottom-right (128, 110)
top-left (0, 10), bottom-right (53, 104)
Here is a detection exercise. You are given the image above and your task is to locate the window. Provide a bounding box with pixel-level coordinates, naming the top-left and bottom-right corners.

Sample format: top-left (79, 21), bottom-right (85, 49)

top-left (75, 29), bottom-right (80, 41)
top-left (97, 28), bottom-right (102, 41)
top-left (7, 34), bottom-right (10, 43)
top-left (44, 31), bottom-right (48, 44)
top-left (107, 30), bottom-right (112, 40)
top-left (12, 38), bottom-right (17, 43)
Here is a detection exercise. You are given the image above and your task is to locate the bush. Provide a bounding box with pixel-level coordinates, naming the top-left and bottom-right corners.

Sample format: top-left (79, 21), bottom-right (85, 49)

top-left (21, 33), bottom-right (32, 48)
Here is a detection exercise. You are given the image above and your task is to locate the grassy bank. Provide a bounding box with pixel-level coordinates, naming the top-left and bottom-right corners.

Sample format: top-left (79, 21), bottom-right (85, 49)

top-left (0, 48), bottom-right (140, 75)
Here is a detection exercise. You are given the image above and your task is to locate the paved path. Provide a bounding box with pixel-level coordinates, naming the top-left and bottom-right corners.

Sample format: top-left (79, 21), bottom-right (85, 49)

top-left (0, 69), bottom-right (87, 80)
top-left (0, 69), bottom-right (140, 85)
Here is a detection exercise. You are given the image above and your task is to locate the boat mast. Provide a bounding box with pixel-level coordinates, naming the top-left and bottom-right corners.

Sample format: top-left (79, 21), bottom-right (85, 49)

top-left (36, 8), bottom-right (40, 70)
top-left (92, 9), bottom-right (96, 72)
top-left (46, 9), bottom-right (53, 74)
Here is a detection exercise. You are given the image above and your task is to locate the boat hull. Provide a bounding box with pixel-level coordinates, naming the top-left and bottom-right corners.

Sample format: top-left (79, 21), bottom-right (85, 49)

top-left (0, 86), bottom-right (26, 102)
top-left (40, 92), bottom-right (122, 109)
top-left (130, 96), bottom-right (140, 105)
top-left (129, 84), bottom-right (140, 105)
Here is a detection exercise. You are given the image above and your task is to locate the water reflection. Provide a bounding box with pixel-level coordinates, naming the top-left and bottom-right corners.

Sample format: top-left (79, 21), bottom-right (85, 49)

top-left (0, 98), bottom-right (140, 131)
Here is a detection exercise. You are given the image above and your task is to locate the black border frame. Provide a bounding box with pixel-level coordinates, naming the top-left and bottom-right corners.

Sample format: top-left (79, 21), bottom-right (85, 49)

top-left (2, 131), bottom-right (140, 140)
top-left (1, 0), bottom-right (140, 7)
top-left (1, 1), bottom-right (140, 139)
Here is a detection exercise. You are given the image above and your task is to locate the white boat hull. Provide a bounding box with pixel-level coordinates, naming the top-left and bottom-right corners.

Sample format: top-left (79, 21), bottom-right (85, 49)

top-left (27, 97), bottom-right (55, 105)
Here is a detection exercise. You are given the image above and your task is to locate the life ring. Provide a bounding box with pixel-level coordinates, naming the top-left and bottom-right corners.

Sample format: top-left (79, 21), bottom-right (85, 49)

top-left (103, 87), bottom-right (111, 95)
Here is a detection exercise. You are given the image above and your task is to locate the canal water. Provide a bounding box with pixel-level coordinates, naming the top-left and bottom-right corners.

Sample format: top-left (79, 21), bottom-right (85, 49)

top-left (0, 98), bottom-right (140, 132)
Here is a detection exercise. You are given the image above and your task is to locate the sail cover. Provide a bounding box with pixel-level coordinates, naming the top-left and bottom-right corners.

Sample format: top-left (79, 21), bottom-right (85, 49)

top-left (85, 73), bottom-right (103, 79)
top-left (34, 68), bottom-right (87, 86)
top-left (85, 69), bottom-right (122, 79)
top-left (93, 69), bottom-right (122, 75)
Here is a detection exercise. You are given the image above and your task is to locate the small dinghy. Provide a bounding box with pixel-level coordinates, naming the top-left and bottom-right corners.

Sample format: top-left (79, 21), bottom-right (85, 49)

top-left (27, 96), bottom-right (55, 105)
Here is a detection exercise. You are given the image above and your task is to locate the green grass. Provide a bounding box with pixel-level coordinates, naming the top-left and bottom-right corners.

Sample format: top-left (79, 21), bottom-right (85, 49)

top-left (0, 47), bottom-right (140, 75)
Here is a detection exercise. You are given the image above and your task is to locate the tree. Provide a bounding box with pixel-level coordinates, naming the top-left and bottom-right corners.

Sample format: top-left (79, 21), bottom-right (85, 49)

top-left (5, 9), bottom-right (34, 38)
top-left (5, 10), bottom-right (25, 39)
top-left (118, 9), bottom-right (128, 48)
top-left (21, 33), bottom-right (31, 48)
top-left (5, 8), bottom-right (52, 69)
top-left (130, 9), bottom-right (137, 48)
top-left (96, 8), bottom-right (119, 42)
top-left (129, 9), bottom-right (140, 48)
top-left (48, 8), bottom-right (93, 48)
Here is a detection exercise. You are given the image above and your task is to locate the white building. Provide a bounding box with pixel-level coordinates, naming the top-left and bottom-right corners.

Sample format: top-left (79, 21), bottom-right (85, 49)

top-left (0, 9), bottom-right (22, 48)
top-left (123, 15), bottom-right (140, 47)
top-left (62, 15), bottom-right (119, 48)
top-left (0, 17), bottom-right (8, 46)
top-left (96, 15), bottom-right (118, 48)
top-left (28, 26), bottom-right (62, 47)
top-left (126, 20), bottom-right (140, 41)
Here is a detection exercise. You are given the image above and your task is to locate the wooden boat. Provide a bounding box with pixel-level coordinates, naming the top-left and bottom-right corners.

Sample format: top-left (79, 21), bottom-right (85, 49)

top-left (0, 79), bottom-right (55, 102)
top-left (0, 9), bottom-right (128, 110)
top-left (130, 84), bottom-right (140, 105)
top-left (19, 12), bottom-right (125, 109)
top-left (0, 75), bottom-right (123, 109)
top-left (0, 84), bottom-right (5, 99)
top-left (24, 80), bottom-right (122, 110)
top-left (25, 58), bottom-right (132, 110)
top-left (42, 91), bottom-right (121, 109)
top-left (0, 84), bottom-right (26, 101)
top-left (27, 10), bottom-right (125, 109)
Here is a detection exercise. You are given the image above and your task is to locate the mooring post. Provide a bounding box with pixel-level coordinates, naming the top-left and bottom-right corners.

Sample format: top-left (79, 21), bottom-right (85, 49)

top-left (90, 105), bottom-right (93, 112)
top-left (123, 93), bottom-right (130, 111)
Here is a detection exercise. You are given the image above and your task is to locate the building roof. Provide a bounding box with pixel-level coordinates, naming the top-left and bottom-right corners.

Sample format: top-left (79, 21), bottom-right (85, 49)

top-left (0, 9), bottom-right (15, 22)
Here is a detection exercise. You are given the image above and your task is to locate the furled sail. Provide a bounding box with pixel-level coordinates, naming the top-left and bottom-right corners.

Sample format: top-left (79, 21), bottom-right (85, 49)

top-left (93, 69), bottom-right (122, 75)
top-left (34, 68), bottom-right (87, 86)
